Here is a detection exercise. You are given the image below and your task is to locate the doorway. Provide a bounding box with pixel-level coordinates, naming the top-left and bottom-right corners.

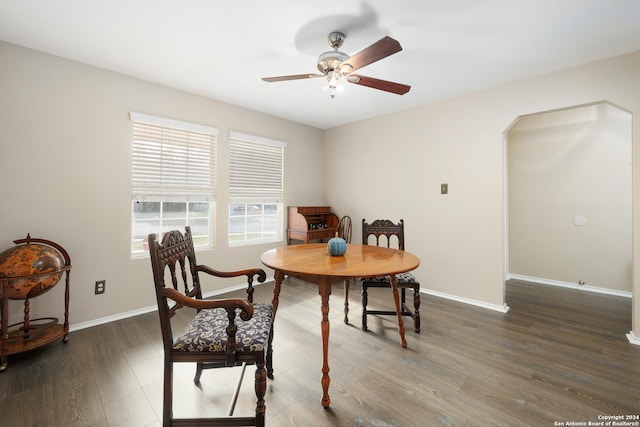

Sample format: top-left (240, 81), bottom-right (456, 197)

top-left (505, 102), bottom-right (632, 295)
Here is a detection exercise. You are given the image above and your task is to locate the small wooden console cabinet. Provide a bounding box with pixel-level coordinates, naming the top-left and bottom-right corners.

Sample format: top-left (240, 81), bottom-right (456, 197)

top-left (287, 206), bottom-right (339, 244)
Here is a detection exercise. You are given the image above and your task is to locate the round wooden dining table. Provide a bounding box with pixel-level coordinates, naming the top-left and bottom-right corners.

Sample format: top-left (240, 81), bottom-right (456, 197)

top-left (260, 243), bottom-right (420, 408)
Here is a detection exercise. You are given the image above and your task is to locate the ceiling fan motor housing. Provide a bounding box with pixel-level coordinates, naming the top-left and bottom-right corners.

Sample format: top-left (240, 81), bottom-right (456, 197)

top-left (317, 50), bottom-right (349, 74)
top-left (317, 31), bottom-right (353, 75)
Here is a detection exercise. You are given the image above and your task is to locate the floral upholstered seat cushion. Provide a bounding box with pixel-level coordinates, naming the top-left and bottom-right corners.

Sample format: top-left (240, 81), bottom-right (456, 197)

top-left (362, 271), bottom-right (418, 284)
top-left (173, 302), bottom-right (273, 353)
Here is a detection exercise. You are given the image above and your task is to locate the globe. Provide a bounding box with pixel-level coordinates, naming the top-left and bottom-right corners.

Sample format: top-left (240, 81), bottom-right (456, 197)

top-left (0, 242), bottom-right (66, 299)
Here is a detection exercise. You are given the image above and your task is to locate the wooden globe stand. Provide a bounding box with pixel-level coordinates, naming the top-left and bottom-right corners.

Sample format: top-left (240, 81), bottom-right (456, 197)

top-left (0, 235), bottom-right (71, 371)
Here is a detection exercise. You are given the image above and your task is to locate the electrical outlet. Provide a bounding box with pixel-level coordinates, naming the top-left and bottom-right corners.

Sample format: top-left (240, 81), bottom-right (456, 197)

top-left (95, 280), bottom-right (106, 294)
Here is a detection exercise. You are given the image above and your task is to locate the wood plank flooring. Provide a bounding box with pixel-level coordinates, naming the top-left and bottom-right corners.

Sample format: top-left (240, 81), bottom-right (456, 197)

top-left (1, 278), bottom-right (639, 426)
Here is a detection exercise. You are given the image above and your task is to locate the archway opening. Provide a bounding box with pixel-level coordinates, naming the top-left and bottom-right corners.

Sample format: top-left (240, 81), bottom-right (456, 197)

top-left (504, 102), bottom-right (632, 300)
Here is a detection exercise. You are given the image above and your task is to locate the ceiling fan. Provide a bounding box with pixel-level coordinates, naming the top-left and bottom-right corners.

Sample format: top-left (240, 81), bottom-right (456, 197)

top-left (262, 31), bottom-right (411, 98)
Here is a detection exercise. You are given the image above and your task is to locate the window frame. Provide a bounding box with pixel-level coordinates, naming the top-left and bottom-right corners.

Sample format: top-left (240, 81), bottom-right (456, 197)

top-left (130, 112), bottom-right (218, 257)
top-left (228, 131), bottom-right (286, 246)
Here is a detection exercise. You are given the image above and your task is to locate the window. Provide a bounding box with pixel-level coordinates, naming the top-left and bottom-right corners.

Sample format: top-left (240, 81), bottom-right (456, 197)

top-left (229, 132), bottom-right (286, 245)
top-left (130, 113), bottom-right (218, 255)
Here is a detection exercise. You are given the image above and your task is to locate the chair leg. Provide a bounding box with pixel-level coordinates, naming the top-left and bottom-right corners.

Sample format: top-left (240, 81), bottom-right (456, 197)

top-left (361, 284), bottom-right (368, 331)
top-left (266, 326), bottom-right (274, 379)
top-left (413, 286), bottom-right (421, 333)
top-left (164, 360), bottom-right (173, 426)
top-left (194, 362), bottom-right (203, 383)
top-left (254, 359), bottom-right (267, 427)
top-left (344, 279), bottom-right (350, 324)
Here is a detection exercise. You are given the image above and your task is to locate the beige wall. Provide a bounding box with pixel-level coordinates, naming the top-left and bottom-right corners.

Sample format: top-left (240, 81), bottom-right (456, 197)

top-left (508, 103), bottom-right (632, 292)
top-left (0, 41), bottom-right (324, 326)
top-left (324, 50), bottom-right (640, 336)
top-left (2, 40), bottom-right (639, 340)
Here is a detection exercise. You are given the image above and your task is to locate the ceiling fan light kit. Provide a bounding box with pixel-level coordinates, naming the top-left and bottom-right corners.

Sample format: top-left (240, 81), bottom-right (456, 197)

top-left (262, 31), bottom-right (410, 98)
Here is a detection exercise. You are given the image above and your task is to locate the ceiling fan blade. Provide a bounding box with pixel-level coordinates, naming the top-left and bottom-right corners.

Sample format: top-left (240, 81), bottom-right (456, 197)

top-left (262, 73), bottom-right (324, 82)
top-left (341, 36), bottom-right (403, 73)
top-left (347, 75), bottom-right (411, 95)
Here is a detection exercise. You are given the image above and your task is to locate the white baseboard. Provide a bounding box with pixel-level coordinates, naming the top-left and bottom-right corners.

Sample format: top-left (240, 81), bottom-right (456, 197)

top-left (627, 331), bottom-right (640, 346)
top-left (507, 274), bottom-right (632, 298)
top-left (420, 289), bottom-right (510, 313)
top-left (69, 305), bottom-right (157, 332)
top-left (69, 276), bottom-right (275, 333)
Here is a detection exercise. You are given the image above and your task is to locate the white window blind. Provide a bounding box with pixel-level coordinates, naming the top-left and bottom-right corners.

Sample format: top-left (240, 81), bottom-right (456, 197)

top-left (229, 132), bottom-right (286, 202)
top-left (131, 113), bottom-right (218, 200)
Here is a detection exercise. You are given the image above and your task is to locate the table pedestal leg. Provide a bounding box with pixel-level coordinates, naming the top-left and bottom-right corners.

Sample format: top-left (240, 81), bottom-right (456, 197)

top-left (319, 281), bottom-right (332, 408)
top-left (390, 275), bottom-right (407, 348)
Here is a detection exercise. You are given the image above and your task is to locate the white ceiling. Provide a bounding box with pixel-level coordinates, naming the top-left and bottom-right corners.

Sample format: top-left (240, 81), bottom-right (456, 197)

top-left (1, 1), bottom-right (639, 129)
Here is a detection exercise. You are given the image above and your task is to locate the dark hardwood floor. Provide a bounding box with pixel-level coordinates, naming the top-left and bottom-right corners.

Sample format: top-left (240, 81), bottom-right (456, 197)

top-left (1, 278), bottom-right (639, 426)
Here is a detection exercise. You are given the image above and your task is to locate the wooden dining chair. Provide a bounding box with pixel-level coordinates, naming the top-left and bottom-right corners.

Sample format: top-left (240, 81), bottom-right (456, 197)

top-left (337, 215), bottom-right (352, 244)
top-left (148, 226), bottom-right (273, 427)
top-left (359, 218), bottom-right (420, 333)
